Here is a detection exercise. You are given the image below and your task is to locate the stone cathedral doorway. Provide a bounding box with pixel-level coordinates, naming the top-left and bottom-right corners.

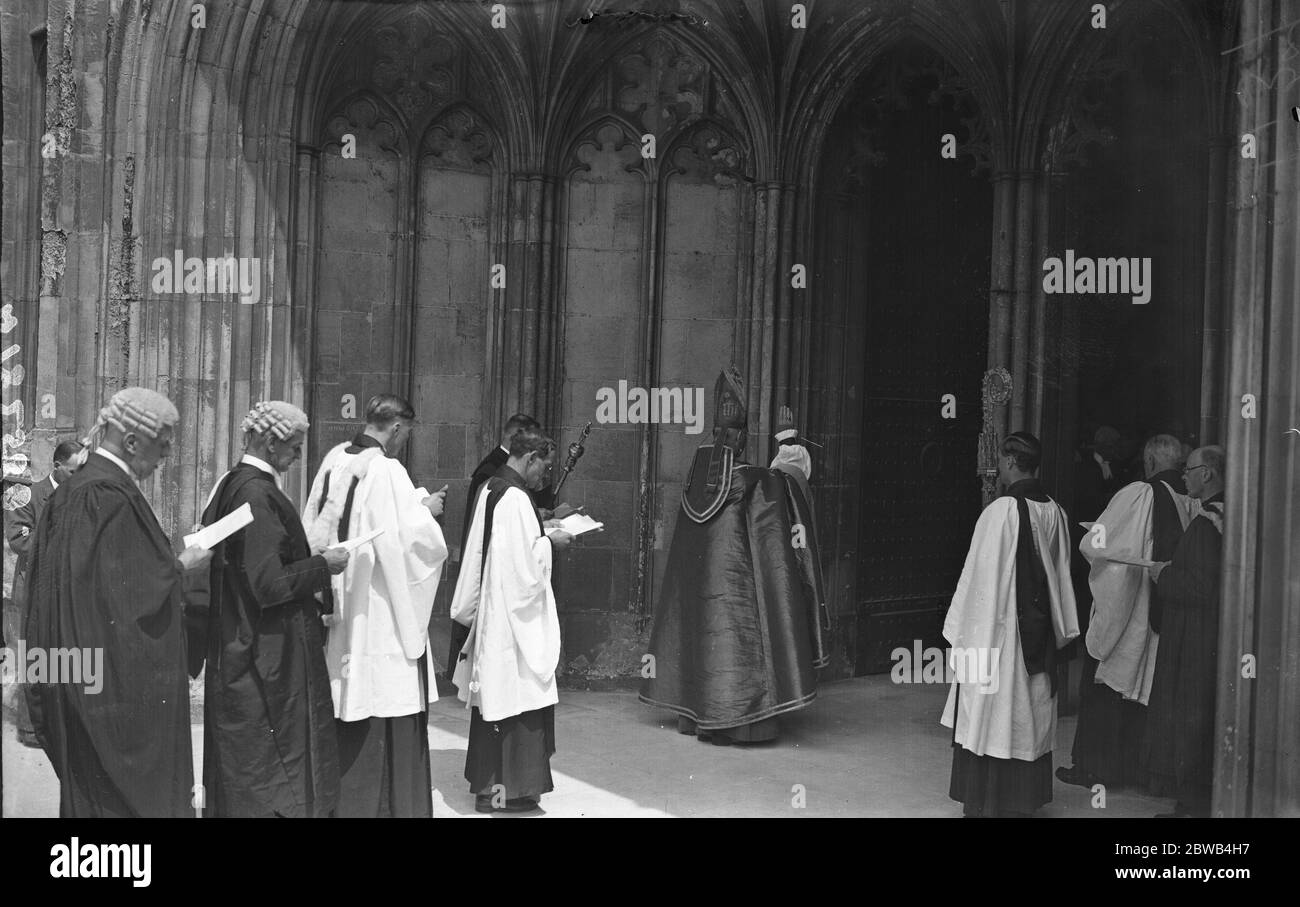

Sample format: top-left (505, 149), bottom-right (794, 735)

top-left (812, 40), bottom-right (993, 674)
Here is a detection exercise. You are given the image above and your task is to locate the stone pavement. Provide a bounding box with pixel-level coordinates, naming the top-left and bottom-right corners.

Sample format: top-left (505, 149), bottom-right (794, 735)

top-left (2, 675), bottom-right (1173, 818)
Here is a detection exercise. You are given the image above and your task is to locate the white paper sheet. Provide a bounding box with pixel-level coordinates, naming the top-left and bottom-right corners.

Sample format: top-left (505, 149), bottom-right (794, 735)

top-left (184, 502), bottom-right (253, 550)
top-left (545, 512), bottom-right (604, 538)
top-left (337, 527), bottom-right (384, 552)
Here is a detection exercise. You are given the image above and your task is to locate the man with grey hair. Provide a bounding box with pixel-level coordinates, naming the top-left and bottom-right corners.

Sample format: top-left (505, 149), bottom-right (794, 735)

top-left (193, 401), bottom-right (350, 817)
top-left (25, 387), bottom-right (212, 817)
top-left (1142, 444), bottom-right (1225, 817)
top-left (1059, 434), bottom-right (1193, 790)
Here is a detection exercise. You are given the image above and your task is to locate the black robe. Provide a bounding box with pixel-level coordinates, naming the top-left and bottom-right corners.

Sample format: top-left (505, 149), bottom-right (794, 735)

top-left (639, 463), bottom-right (829, 732)
top-left (197, 463), bottom-right (339, 818)
top-left (1142, 494), bottom-right (1224, 808)
top-left (24, 452), bottom-right (194, 817)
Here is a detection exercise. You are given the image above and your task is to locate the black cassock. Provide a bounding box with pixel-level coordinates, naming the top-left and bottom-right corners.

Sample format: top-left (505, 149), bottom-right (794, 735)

top-left (25, 452), bottom-right (193, 817)
top-left (639, 463), bottom-right (829, 736)
top-left (1142, 494), bottom-right (1224, 811)
top-left (195, 463), bottom-right (339, 817)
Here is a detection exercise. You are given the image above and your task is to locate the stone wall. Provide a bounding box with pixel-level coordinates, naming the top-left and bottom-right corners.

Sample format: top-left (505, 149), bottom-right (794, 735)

top-left (1, 0), bottom-right (1240, 688)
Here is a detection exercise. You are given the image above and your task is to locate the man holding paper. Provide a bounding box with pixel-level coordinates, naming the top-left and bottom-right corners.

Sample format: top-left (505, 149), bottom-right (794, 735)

top-left (24, 387), bottom-right (212, 817)
top-left (1058, 434), bottom-right (1192, 790)
top-left (1141, 445), bottom-right (1225, 817)
top-left (194, 401), bottom-right (348, 817)
top-left (304, 394), bottom-right (448, 817)
top-left (451, 428), bottom-right (572, 813)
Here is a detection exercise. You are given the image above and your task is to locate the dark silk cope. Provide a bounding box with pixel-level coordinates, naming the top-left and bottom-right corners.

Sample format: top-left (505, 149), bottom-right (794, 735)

top-left (24, 453), bottom-right (194, 817)
top-left (640, 464), bottom-right (829, 731)
top-left (196, 464), bottom-right (339, 818)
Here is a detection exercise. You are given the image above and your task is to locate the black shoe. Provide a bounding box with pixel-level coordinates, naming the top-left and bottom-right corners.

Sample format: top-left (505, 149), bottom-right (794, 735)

top-left (17, 731), bottom-right (40, 749)
top-left (475, 795), bottom-right (539, 814)
top-left (1055, 765), bottom-right (1102, 788)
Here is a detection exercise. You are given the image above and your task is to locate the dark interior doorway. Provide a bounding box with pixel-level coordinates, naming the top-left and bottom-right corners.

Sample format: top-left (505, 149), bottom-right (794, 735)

top-left (812, 39), bottom-right (993, 675)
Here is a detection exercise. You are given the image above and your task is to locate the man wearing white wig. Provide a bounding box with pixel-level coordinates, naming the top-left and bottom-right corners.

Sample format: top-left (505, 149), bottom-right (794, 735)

top-left (194, 401), bottom-right (350, 817)
top-left (304, 393), bottom-right (448, 817)
top-left (25, 387), bottom-right (212, 817)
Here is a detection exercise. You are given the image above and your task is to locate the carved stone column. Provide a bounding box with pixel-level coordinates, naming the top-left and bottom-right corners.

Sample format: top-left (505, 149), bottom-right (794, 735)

top-left (1215, 0), bottom-right (1300, 818)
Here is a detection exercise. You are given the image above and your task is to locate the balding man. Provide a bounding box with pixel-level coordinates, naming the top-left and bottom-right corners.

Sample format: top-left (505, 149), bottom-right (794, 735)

top-left (1059, 434), bottom-right (1194, 789)
top-left (1142, 445), bottom-right (1226, 817)
top-left (25, 387), bottom-right (212, 817)
top-left (195, 401), bottom-right (350, 817)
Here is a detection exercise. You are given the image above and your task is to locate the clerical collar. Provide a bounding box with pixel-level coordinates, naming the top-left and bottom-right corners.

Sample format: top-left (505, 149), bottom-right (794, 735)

top-left (347, 432), bottom-right (384, 454)
top-left (95, 447), bottom-right (135, 480)
top-left (499, 464), bottom-right (527, 487)
top-left (240, 454), bottom-right (280, 488)
top-left (1004, 477), bottom-right (1049, 502)
top-left (499, 445), bottom-right (509, 455)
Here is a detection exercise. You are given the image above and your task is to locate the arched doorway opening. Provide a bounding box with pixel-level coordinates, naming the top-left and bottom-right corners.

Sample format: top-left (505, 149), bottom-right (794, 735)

top-left (810, 39), bottom-right (993, 674)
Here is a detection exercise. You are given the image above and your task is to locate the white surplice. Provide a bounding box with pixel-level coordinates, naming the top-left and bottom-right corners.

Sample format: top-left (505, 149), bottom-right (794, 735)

top-left (940, 495), bottom-right (1080, 762)
top-left (449, 480), bottom-right (560, 723)
top-left (303, 443), bottom-right (447, 720)
top-left (1081, 480), bottom-right (1193, 704)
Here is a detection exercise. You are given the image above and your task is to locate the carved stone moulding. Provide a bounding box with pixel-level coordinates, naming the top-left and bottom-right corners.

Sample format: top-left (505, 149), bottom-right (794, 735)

top-left (616, 32), bottom-right (707, 138)
top-left (422, 107), bottom-right (495, 172)
top-left (571, 120), bottom-right (646, 180)
top-left (668, 120), bottom-right (751, 186)
top-left (323, 95), bottom-right (404, 157)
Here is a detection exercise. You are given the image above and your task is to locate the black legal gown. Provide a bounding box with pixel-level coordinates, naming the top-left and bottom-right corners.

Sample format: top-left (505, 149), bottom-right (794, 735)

top-left (24, 452), bottom-right (194, 818)
top-left (1141, 495), bottom-right (1224, 806)
top-left (639, 464), bottom-right (829, 732)
top-left (196, 463), bottom-right (340, 817)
